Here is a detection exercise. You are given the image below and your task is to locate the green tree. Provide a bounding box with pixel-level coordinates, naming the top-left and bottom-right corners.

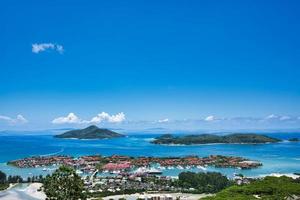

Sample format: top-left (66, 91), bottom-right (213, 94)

top-left (0, 171), bottom-right (6, 184)
top-left (178, 172), bottom-right (232, 193)
top-left (43, 165), bottom-right (86, 200)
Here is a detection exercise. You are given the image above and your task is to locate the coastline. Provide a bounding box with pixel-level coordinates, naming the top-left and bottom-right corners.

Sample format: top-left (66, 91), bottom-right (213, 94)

top-left (0, 133), bottom-right (299, 180)
top-left (0, 183), bottom-right (46, 200)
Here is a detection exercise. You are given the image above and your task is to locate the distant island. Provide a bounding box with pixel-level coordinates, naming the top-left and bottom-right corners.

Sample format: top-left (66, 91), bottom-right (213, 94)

top-left (152, 133), bottom-right (281, 145)
top-left (288, 138), bottom-right (299, 142)
top-left (55, 125), bottom-right (124, 139)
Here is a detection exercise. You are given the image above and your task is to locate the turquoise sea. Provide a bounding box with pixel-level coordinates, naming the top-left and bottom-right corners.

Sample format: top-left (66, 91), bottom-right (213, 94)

top-left (0, 132), bottom-right (299, 178)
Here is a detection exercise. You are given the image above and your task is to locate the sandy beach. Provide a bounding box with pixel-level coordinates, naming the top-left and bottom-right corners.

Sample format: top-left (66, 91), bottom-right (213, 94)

top-left (0, 183), bottom-right (46, 200)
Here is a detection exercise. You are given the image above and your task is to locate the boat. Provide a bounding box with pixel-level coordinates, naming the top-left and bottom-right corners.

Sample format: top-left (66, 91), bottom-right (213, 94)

top-left (197, 166), bottom-right (207, 170)
top-left (147, 168), bottom-right (162, 175)
top-left (177, 165), bottom-right (184, 169)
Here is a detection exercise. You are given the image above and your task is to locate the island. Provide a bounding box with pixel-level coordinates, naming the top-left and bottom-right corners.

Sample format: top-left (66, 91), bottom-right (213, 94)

top-left (152, 133), bottom-right (281, 145)
top-left (288, 138), bottom-right (299, 142)
top-left (54, 125), bottom-right (124, 139)
top-left (8, 154), bottom-right (262, 170)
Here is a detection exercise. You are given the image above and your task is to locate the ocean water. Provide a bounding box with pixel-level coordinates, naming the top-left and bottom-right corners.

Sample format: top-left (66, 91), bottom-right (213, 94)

top-left (0, 133), bottom-right (299, 178)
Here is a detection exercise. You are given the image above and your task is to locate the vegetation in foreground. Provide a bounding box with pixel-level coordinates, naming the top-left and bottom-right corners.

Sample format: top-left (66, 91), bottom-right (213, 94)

top-left (0, 170), bottom-right (40, 191)
top-left (0, 170), bottom-right (7, 191)
top-left (43, 165), bottom-right (86, 200)
top-left (175, 171), bottom-right (233, 193)
top-left (202, 176), bottom-right (300, 200)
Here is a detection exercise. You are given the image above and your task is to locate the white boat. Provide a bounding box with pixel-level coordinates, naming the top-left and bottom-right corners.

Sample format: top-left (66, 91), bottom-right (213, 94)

top-left (158, 166), bottom-right (166, 170)
top-left (177, 165), bottom-right (184, 170)
top-left (197, 166), bottom-right (207, 170)
top-left (134, 167), bottom-right (162, 175)
top-left (147, 168), bottom-right (162, 175)
top-left (76, 170), bottom-right (83, 174)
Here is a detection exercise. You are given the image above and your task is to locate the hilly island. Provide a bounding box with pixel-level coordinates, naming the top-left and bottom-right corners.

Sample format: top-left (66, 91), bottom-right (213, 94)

top-left (152, 133), bottom-right (281, 145)
top-left (55, 125), bottom-right (124, 139)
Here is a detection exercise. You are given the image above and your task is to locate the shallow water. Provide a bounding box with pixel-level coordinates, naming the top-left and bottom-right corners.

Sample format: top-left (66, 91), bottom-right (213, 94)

top-left (0, 133), bottom-right (299, 178)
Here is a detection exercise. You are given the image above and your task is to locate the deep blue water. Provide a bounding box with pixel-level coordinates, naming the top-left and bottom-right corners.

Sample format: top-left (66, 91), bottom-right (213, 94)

top-left (0, 133), bottom-right (299, 178)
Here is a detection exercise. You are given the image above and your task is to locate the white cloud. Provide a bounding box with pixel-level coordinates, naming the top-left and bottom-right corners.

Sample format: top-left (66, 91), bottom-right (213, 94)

top-left (32, 43), bottom-right (64, 54)
top-left (158, 118), bottom-right (169, 123)
top-left (52, 113), bottom-right (83, 124)
top-left (265, 114), bottom-right (278, 120)
top-left (16, 114), bottom-right (28, 123)
top-left (279, 116), bottom-right (291, 121)
top-left (264, 114), bottom-right (293, 121)
top-left (0, 114), bottom-right (28, 125)
top-left (204, 115), bottom-right (215, 121)
top-left (52, 112), bottom-right (126, 124)
top-left (90, 112), bottom-right (125, 123)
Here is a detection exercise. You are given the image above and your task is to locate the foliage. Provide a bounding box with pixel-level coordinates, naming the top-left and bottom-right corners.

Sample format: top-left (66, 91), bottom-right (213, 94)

top-left (202, 176), bottom-right (300, 200)
top-left (0, 170), bottom-right (6, 184)
top-left (153, 134), bottom-right (280, 145)
top-left (176, 172), bottom-right (232, 193)
top-left (43, 165), bottom-right (86, 200)
top-left (7, 175), bottom-right (23, 183)
top-left (0, 183), bottom-right (9, 191)
top-left (89, 189), bottom-right (144, 198)
top-left (0, 170), bottom-right (9, 191)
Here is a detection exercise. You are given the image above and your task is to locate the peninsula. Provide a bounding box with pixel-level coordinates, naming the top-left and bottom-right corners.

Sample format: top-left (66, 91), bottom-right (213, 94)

top-left (55, 125), bottom-right (124, 139)
top-left (152, 133), bottom-right (281, 145)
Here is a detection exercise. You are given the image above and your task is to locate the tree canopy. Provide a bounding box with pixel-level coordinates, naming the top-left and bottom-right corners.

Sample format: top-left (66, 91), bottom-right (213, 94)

top-left (0, 171), bottom-right (6, 184)
top-left (203, 176), bottom-right (300, 200)
top-left (43, 166), bottom-right (86, 200)
top-left (177, 172), bottom-right (232, 193)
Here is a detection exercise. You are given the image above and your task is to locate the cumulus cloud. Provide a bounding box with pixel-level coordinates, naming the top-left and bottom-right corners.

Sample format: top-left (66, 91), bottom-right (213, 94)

top-left (32, 43), bottom-right (64, 54)
top-left (279, 116), bottom-right (291, 121)
top-left (265, 114), bottom-right (279, 120)
top-left (52, 112), bottom-right (126, 125)
top-left (52, 113), bottom-right (83, 124)
top-left (158, 118), bottom-right (169, 123)
top-left (264, 114), bottom-right (294, 121)
top-left (204, 115), bottom-right (215, 121)
top-left (0, 114), bottom-right (28, 125)
top-left (90, 112), bottom-right (125, 123)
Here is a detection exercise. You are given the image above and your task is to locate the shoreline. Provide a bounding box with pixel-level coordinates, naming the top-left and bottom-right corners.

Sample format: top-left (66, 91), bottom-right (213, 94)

top-left (0, 183), bottom-right (46, 200)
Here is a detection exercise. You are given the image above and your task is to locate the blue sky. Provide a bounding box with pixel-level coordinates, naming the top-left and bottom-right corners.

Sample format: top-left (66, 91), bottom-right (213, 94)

top-left (1, 0), bottom-right (300, 130)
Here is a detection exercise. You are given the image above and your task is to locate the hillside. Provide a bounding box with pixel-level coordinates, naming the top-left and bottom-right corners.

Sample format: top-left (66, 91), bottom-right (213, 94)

top-left (55, 125), bottom-right (124, 139)
top-left (202, 176), bottom-right (300, 200)
top-left (152, 133), bottom-right (281, 145)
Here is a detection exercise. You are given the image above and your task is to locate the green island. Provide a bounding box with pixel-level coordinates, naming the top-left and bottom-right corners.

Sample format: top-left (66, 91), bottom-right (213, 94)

top-left (54, 125), bottom-right (124, 139)
top-left (288, 138), bottom-right (300, 142)
top-left (152, 133), bottom-right (281, 145)
top-left (202, 176), bottom-right (300, 200)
